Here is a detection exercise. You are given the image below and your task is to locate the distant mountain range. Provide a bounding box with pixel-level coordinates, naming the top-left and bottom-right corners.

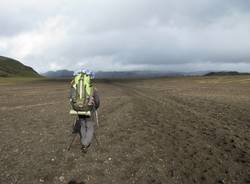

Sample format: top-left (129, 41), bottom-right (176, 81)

top-left (204, 71), bottom-right (250, 76)
top-left (0, 56), bottom-right (40, 77)
top-left (42, 70), bottom-right (74, 78)
top-left (41, 70), bottom-right (210, 79)
top-left (95, 71), bottom-right (197, 78)
top-left (2, 57), bottom-right (248, 79)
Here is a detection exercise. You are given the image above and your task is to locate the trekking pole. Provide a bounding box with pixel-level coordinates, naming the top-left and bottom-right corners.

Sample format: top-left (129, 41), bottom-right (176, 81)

top-left (92, 106), bottom-right (100, 147)
top-left (93, 106), bottom-right (99, 128)
top-left (95, 110), bottom-right (99, 128)
top-left (67, 116), bottom-right (78, 151)
top-left (67, 133), bottom-right (77, 151)
top-left (93, 132), bottom-right (100, 146)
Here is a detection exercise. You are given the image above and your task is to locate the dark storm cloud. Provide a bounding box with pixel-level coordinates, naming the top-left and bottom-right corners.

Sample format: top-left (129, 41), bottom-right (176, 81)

top-left (0, 0), bottom-right (250, 72)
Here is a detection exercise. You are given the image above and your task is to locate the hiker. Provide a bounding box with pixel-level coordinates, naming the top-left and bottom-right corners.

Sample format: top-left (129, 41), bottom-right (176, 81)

top-left (69, 69), bottom-right (100, 152)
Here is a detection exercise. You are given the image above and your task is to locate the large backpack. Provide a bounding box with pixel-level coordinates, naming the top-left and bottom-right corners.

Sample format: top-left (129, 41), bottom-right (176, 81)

top-left (71, 72), bottom-right (94, 113)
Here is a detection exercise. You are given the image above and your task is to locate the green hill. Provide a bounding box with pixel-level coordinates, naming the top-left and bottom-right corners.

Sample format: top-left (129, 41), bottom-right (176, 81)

top-left (204, 71), bottom-right (250, 76)
top-left (0, 56), bottom-right (40, 77)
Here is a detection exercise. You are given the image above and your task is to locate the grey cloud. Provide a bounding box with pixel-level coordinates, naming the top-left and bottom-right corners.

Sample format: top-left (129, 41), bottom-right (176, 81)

top-left (0, 0), bottom-right (250, 72)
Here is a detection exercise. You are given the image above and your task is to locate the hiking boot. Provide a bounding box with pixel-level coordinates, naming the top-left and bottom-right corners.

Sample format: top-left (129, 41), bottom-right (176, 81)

top-left (81, 145), bottom-right (88, 153)
top-left (81, 144), bottom-right (91, 153)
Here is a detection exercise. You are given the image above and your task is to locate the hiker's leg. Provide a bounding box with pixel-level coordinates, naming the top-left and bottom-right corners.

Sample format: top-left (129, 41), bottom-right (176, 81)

top-left (84, 120), bottom-right (94, 146)
top-left (80, 119), bottom-right (88, 146)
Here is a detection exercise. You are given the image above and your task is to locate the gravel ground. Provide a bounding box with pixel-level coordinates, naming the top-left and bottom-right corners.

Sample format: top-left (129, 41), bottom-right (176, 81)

top-left (0, 76), bottom-right (250, 184)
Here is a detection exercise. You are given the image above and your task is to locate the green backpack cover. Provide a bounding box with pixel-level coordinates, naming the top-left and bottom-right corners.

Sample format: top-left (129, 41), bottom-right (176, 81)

top-left (72, 73), bottom-right (94, 112)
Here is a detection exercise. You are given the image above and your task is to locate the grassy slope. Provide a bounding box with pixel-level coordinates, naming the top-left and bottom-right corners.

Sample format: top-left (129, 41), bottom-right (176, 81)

top-left (0, 56), bottom-right (40, 77)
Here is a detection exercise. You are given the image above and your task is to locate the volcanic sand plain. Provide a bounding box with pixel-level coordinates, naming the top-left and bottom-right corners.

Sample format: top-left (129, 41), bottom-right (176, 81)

top-left (0, 76), bottom-right (250, 184)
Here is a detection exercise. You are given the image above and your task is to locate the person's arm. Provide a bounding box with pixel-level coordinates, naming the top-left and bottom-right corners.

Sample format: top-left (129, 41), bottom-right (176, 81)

top-left (93, 88), bottom-right (100, 109)
top-left (69, 80), bottom-right (76, 101)
top-left (70, 87), bottom-right (76, 99)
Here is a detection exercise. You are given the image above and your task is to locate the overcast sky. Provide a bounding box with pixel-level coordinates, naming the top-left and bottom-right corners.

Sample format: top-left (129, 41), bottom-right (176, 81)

top-left (0, 0), bottom-right (250, 73)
